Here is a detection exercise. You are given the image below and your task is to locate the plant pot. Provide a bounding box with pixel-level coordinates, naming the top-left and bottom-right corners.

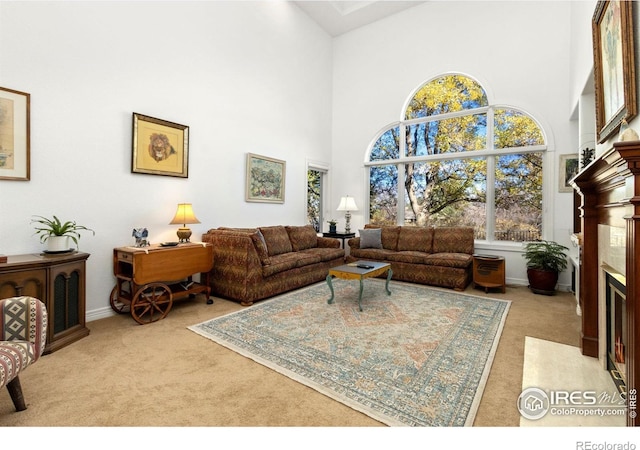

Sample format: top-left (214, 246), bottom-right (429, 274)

top-left (329, 225), bottom-right (337, 233)
top-left (47, 236), bottom-right (71, 252)
top-left (527, 268), bottom-right (559, 295)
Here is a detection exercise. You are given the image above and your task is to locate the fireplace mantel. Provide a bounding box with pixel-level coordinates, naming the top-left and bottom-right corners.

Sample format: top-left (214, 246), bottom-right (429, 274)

top-left (571, 140), bottom-right (640, 427)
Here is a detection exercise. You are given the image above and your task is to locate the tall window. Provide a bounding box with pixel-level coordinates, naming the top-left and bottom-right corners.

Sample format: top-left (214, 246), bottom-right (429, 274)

top-left (368, 74), bottom-right (545, 242)
top-left (307, 166), bottom-right (327, 232)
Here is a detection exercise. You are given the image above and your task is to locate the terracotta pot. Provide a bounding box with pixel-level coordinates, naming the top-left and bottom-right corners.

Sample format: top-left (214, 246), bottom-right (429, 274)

top-left (527, 268), bottom-right (559, 295)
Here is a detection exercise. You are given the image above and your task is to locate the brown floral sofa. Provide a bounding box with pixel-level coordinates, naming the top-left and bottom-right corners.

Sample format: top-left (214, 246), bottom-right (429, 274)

top-left (346, 225), bottom-right (474, 290)
top-left (201, 225), bottom-right (344, 306)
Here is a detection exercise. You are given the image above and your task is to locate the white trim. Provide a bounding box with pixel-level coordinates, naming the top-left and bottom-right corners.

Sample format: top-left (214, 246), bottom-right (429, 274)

top-left (365, 145), bottom-right (547, 166)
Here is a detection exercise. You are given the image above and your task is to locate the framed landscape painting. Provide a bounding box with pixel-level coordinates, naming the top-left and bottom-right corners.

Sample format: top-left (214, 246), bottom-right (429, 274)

top-left (245, 153), bottom-right (285, 203)
top-left (132, 113), bottom-right (189, 178)
top-left (0, 86), bottom-right (30, 181)
top-left (592, 0), bottom-right (637, 143)
top-left (559, 154), bottom-right (579, 193)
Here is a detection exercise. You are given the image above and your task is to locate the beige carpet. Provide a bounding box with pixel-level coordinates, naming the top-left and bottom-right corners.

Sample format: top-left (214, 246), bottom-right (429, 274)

top-left (0, 283), bottom-right (581, 428)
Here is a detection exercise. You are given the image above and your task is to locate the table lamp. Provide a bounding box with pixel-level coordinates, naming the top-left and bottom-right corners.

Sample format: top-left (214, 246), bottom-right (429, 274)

top-left (169, 203), bottom-right (200, 243)
top-left (337, 195), bottom-right (358, 233)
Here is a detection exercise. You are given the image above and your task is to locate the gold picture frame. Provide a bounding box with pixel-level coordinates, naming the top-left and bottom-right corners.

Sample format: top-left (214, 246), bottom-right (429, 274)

top-left (592, 0), bottom-right (637, 143)
top-left (0, 86), bottom-right (30, 181)
top-left (559, 153), bottom-right (579, 193)
top-left (132, 113), bottom-right (189, 178)
top-left (245, 153), bottom-right (286, 203)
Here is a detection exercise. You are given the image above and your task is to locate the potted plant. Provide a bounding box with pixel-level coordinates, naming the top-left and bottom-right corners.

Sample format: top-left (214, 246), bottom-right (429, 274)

top-left (327, 219), bottom-right (338, 234)
top-left (31, 215), bottom-right (95, 252)
top-left (522, 240), bottom-right (569, 295)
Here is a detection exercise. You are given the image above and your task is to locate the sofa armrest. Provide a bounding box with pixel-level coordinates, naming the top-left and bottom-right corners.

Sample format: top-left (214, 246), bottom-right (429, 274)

top-left (202, 230), bottom-right (262, 281)
top-left (317, 236), bottom-right (341, 248)
top-left (347, 237), bottom-right (360, 249)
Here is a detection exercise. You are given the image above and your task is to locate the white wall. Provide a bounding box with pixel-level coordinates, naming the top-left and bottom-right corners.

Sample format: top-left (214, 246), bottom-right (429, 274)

top-left (0, 1), bottom-right (604, 319)
top-left (0, 1), bottom-right (333, 319)
top-left (330, 0), bottom-right (578, 288)
top-left (569, 0), bottom-right (598, 108)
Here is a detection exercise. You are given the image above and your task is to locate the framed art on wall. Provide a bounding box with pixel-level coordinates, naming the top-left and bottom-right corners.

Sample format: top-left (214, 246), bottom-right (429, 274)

top-left (592, 0), bottom-right (637, 143)
top-left (245, 153), bottom-right (286, 203)
top-left (132, 113), bottom-right (189, 178)
top-left (559, 153), bottom-right (579, 193)
top-left (0, 86), bottom-right (30, 181)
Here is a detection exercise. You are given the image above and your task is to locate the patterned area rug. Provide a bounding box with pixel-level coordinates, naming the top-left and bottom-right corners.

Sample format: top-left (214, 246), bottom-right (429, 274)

top-left (189, 279), bottom-right (510, 426)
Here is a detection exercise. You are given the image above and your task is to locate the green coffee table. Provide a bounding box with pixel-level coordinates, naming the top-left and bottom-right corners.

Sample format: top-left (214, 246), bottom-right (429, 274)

top-left (326, 261), bottom-right (392, 311)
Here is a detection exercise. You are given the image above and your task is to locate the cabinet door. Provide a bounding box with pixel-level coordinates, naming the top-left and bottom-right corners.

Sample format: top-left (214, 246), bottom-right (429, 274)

top-left (0, 269), bottom-right (47, 300)
top-left (49, 260), bottom-right (86, 336)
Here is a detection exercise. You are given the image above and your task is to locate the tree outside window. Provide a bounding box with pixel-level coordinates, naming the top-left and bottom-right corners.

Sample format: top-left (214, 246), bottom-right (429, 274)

top-left (367, 74), bottom-right (544, 242)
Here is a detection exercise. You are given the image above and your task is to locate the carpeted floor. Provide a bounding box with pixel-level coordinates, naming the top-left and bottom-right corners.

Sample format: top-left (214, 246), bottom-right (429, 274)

top-left (189, 279), bottom-right (510, 426)
top-left (0, 281), bottom-right (580, 428)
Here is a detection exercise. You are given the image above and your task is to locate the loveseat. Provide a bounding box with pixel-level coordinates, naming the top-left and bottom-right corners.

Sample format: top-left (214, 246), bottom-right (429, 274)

top-left (202, 225), bottom-right (345, 306)
top-left (346, 225), bottom-right (475, 290)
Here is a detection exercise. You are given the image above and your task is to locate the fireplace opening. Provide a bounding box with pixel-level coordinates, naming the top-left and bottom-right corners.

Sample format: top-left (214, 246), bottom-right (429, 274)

top-left (605, 271), bottom-right (626, 396)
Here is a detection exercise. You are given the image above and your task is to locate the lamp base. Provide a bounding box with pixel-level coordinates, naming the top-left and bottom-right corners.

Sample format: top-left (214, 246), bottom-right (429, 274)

top-left (344, 211), bottom-right (352, 234)
top-left (176, 227), bottom-right (192, 243)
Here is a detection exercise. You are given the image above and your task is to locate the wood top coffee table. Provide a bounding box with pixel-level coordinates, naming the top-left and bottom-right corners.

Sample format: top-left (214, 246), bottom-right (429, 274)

top-left (326, 260), bottom-right (392, 311)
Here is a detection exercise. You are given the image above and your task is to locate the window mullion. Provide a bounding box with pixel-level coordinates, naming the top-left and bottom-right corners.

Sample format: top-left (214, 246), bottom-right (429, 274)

top-left (485, 156), bottom-right (496, 242)
top-left (485, 108), bottom-right (496, 242)
top-left (397, 124), bottom-right (407, 225)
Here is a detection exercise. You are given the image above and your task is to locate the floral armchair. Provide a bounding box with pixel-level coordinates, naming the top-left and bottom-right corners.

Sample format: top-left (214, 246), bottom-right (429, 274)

top-left (0, 296), bottom-right (47, 411)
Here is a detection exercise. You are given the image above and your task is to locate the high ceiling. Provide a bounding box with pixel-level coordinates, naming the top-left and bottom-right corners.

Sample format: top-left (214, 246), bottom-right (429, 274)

top-left (293, 1), bottom-right (427, 36)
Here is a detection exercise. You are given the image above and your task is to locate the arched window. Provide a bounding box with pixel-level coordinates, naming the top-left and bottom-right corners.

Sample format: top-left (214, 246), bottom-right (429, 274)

top-left (367, 74), bottom-right (545, 242)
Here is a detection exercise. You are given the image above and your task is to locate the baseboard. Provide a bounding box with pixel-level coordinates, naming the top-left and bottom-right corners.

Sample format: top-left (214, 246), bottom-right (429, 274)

top-left (87, 306), bottom-right (117, 322)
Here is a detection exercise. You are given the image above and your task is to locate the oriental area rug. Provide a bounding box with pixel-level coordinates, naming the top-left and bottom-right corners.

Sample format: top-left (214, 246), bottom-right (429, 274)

top-left (188, 279), bottom-right (510, 426)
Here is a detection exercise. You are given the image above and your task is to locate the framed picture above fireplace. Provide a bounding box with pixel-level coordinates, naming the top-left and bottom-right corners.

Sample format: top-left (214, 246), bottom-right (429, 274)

top-left (592, 0), bottom-right (637, 143)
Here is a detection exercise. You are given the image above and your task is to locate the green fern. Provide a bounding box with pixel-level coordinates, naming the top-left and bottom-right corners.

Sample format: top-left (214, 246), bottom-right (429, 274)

top-left (522, 240), bottom-right (569, 272)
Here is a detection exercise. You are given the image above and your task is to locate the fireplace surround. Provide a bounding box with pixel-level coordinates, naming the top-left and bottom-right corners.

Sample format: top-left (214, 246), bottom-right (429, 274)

top-left (571, 141), bottom-right (640, 427)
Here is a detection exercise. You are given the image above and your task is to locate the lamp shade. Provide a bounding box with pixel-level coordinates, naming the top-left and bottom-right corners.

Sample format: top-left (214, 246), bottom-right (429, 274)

top-left (169, 203), bottom-right (200, 226)
top-left (337, 196), bottom-right (358, 212)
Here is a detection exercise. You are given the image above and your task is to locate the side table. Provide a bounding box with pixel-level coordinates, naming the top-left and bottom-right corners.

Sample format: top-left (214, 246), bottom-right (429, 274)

top-left (322, 232), bottom-right (355, 249)
top-left (472, 254), bottom-right (506, 293)
top-left (111, 242), bottom-right (213, 324)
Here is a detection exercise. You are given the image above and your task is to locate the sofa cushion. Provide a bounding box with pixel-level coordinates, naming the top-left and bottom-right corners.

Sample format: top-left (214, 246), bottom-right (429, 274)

top-left (432, 227), bottom-right (474, 254)
top-left (259, 226), bottom-right (293, 256)
top-left (301, 247), bottom-right (344, 262)
top-left (365, 224), bottom-right (400, 250)
top-left (262, 253), bottom-right (300, 277)
top-left (218, 227), bottom-right (258, 233)
top-left (359, 228), bottom-right (382, 249)
top-left (295, 252), bottom-right (322, 267)
top-left (285, 225), bottom-right (318, 251)
top-left (425, 253), bottom-right (473, 268)
top-left (350, 247), bottom-right (396, 261)
top-left (386, 251), bottom-right (431, 264)
top-left (397, 227), bottom-right (433, 253)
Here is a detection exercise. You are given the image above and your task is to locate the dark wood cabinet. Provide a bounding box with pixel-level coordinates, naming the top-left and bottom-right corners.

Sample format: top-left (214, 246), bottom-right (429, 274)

top-left (0, 251), bottom-right (90, 354)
